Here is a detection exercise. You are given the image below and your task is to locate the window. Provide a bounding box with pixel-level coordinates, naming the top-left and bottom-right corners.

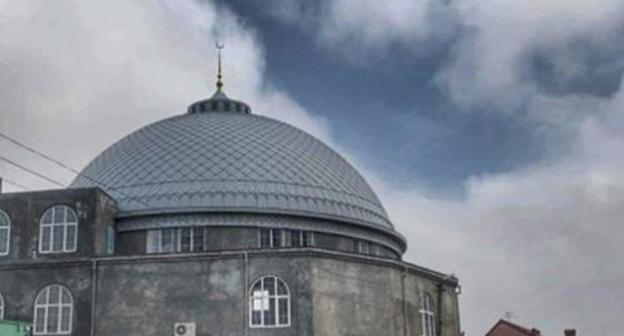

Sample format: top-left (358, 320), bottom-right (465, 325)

top-left (146, 227), bottom-right (207, 254)
top-left (0, 210), bottom-right (10, 256)
top-left (357, 240), bottom-right (371, 254)
top-left (259, 229), bottom-right (284, 248)
top-left (420, 292), bottom-right (436, 336)
top-left (33, 285), bottom-right (73, 335)
top-left (287, 230), bottom-right (314, 247)
top-left (249, 276), bottom-right (290, 328)
top-left (0, 292), bottom-right (4, 320)
top-left (39, 206), bottom-right (78, 254)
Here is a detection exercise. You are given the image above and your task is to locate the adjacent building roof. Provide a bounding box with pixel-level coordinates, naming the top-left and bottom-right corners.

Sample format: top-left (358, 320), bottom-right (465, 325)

top-left (485, 319), bottom-right (542, 336)
top-left (71, 91), bottom-right (401, 241)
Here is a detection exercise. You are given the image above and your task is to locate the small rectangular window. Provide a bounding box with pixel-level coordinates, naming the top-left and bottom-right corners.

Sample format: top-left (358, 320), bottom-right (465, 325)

top-left (224, 102), bottom-right (230, 111)
top-left (358, 240), bottom-right (371, 254)
top-left (260, 229), bottom-right (271, 248)
top-left (146, 230), bottom-right (161, 254)
top-left (106, 226), bottom-right (115, 255)
top-left (272, 229), bottom-right (282, 248)
top-left (65, 224), bottom-right (76, 251)
top-left (302, 232), bottom-right (314, 247)
top-left (161, 229), bottom-right (175, 253)
top-left (194, 227), bottom-right (205, 251)
top-left (290, 230), bottom-right (301, 247)
top-left (0, 228), bottom-right (8, 254)
top-left (179, 227), bottom-right (192, 252)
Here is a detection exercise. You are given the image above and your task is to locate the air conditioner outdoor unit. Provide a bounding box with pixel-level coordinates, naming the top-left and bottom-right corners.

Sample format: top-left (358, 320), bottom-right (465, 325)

top-left (174, 322), bottom-right (196, 336)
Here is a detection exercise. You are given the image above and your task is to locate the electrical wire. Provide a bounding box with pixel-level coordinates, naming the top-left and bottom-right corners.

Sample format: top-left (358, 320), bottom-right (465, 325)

top-left (0, 130), bottom-right (152, 208)
top-left (1, 177), bottom-right (31, 190)
top-left (0, 155), bottom-right (66, 187)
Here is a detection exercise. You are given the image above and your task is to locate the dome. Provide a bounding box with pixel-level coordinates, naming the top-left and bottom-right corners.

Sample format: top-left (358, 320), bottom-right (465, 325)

top-left (71, 92), bottom-right (404, 248)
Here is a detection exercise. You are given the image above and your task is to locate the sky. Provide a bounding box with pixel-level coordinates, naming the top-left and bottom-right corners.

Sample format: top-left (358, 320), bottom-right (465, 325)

top-left (1, 1), bottom-right (624, 335)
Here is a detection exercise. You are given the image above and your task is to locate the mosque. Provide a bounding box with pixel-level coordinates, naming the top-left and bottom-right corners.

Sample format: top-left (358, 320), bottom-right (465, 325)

top-left (0, 47), bottom-right (461, 336)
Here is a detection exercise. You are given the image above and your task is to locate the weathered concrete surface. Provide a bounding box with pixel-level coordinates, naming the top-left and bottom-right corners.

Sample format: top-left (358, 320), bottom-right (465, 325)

top-left (310, 256), bottom-right (461, 336)
top-left (0, 188), bottom-right (459, 336)
top-left (0, 188), bottom-right (116, 262)
top-left (94, 253), bottom-right (313, 336)
top-left (0, 262), bottom-right (93, 335)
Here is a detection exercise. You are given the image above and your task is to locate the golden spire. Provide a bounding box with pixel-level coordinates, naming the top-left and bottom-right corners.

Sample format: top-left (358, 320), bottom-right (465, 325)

top-left (216, 41), bottom-right (224, 92)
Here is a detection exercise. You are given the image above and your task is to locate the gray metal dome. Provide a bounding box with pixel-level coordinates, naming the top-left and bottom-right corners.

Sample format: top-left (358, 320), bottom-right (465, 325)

top-left (71, 95), bottom-right (398, 237)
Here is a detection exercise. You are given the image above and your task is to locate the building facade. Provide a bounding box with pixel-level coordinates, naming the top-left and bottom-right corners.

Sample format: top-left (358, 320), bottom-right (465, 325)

top-left (0, 76), bottom-right (461, 335)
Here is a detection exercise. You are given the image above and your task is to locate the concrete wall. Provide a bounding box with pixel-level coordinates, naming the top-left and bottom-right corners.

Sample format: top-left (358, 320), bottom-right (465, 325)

top-left (0, 188), bottom-right (459, 336)
top-left (0, 262), bottom-right (93, 335)
top-left (310, 256), bottom-right (461, 336)
top-left (93, 253), bottom-right (313, 336)
top-left (0, 188), bottom-right (117, 262)
top-left (0, 250), bottom-right (459, 336)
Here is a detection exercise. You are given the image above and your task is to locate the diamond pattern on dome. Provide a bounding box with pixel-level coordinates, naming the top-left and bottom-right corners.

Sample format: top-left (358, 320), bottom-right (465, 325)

top-left (71, 112), bottom-right (393, 230)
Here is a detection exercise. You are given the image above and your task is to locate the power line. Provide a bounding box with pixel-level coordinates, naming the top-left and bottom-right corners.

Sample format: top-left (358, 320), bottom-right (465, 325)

top-left (0, 132), bottom-right (81, 175)
top-left (0, 130), bottom-right (152, 208)
top-left (1, 177), bottom-right (31, 191)
top-left (0, 155), bottom-right (66, 188)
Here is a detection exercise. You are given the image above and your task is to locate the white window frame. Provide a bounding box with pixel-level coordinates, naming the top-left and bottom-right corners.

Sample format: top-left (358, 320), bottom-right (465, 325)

top-left (286, 230), bottom-right (315, 248)
top-left (0, 292), bottom-right (4, 320)
top-left (0, 209), bottom-right (10, 256)
top-left (33, 285), bottom-right (73, 335)
top-left (249, 276), bottom-right (291, 328)
top-left (258, 228), bottom-right (286, 248)
top-left (146, 227), bottom-right (207, 254)
top-left (420, 292), bottom-right (436, 336)
top-left (38, 206), bottom-right (78, 254)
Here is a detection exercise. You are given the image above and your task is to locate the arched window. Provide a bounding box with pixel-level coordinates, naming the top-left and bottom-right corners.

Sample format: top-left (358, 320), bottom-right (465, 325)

top-left (420, 292), bottom-right (436, 336)
top-left (0, 210), bottom-right (10, 256)
top-left (33, 285), bottom-right (73, 335)
top-left (39, 206), bottom-right (78, 253)
top-left (249, 276), bottom-right (290, 328)
top-left (0, 292), bottom-right (5, 320)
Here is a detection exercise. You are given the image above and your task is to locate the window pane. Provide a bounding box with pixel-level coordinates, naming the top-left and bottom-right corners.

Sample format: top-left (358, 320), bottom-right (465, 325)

top-left (0, 212), bottom-right (8, 227)
top-left (146, 230), bottom-right (160, 254)
top-left (263, 277), bottom-right (275, 295)
top-left (263, 298), bottom-right (276, 326)
top-left (42, 209), bottom-right (53, 224)
top-left (272, 230), bottom-right (282, 247)
top-left (52, 226), bottom-right (64, 252)
top-left (303, 232), bottom-right (312, 247)
top-left (53, 207), bottom-right (64, 223)
top-left (41, 226), bottom-right (51, 252)
top-left (161, 229), bottom-right (175, 252)
top-left (291, 230), bottom-right (301, 247)
top-left (278, 298), bottom-right (289, 325)
top-left (61, 289), bottom-right (71, 304)
top-left (66, 209), bottom-right (77, 223)
top-left (251, 311), bottom-right (262, 326)
top-left (34, 307), bottom-right (46, 333)
top-left (193, 227), bottom-right (205, 251)
top-left (60, 306), bottom-right (71, 332)
top-left (0, 229), bottom-right (8, 254)
top-left (180, 227), bottom-right (192, 252)
top-left (47, 306), bottom-right (59, 333)
top-left (66, 225), bottom-right (76, 251)
top-left (260, 229), bottom-right (270, 248)
top-left (35, 290), bottom-right (47, 305)
top-left (49, 286), bottom-right (60, 304)
top-left (252, 280), bottom-right (262, 292)
top-left (277, 280), bottom-right (288, 295)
